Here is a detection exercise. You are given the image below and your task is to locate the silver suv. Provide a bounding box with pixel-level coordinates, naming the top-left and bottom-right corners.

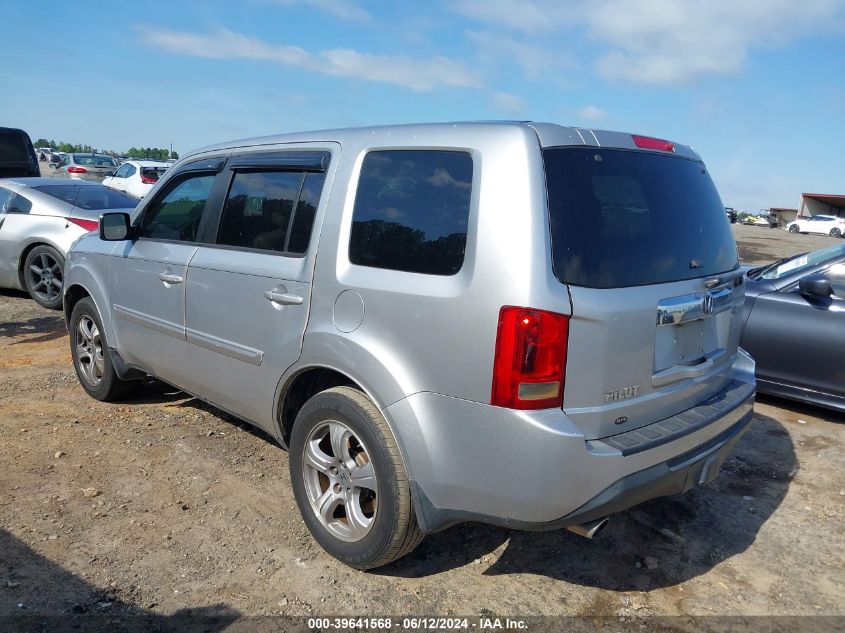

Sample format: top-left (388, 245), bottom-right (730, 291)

top-left (64, 122), bottom-right (756, 569)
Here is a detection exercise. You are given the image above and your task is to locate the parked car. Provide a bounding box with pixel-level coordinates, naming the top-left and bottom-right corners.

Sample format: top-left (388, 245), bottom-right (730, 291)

top-left (0, 178), bottom-right (137, 308)
top-left (102, 160), bottom-right (170, 199)
top-left (64, 122), bottom-right (755, 569)
top-left (743, 215), bottom-right (771, 227)
top-left (53, 153), bottom-right (118, 183)
top-left (725, 207), bottom-right (737, 223)
top-left (35, 147), bottom-right (56, 162)
top-left (786, 215), bottom-right (845, 238)
top-left (741, 244), bottom-right (845, 412)
top-left (0, 127), bottom-right (40, 178)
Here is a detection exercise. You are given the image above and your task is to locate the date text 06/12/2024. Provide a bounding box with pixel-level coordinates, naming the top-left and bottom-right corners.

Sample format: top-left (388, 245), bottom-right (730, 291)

top-left (307, 617), bottom-right (529, 630)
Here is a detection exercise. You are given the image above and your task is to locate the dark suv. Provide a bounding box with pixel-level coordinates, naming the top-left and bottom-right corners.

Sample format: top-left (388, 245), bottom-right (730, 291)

top-left (0, 127), bottom-right (39, 178)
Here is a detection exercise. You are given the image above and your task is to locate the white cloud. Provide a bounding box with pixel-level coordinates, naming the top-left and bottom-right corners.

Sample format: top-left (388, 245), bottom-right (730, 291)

top-left (466, 30), bottom-right (572, 79)
top-left (492, 91), bottom-right (526, 114)
top-left (452, 0), bottom-right (845, 85)
top-left (138, 27), bottom-right (481, 92)
top-left (586, 0), bottom-right (845, 85)
top-left (451, 0), bottom-right (572, 33)
top-left (578, 105), bottom-right (607, 121)
top-left (270, 0), bottom-right (371, 21)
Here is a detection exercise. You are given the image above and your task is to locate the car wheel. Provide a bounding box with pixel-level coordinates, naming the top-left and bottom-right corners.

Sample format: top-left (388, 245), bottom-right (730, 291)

top-left (69, 297), bottom-right (134, 401)
top-left (23, 245), bottom-right (65, 309)
top-left (788, 225), bottom-right (799, 234)
top-left (289, 386), bottom-right (423, 569)
top-left (830, 228), bottom-right (842, 238)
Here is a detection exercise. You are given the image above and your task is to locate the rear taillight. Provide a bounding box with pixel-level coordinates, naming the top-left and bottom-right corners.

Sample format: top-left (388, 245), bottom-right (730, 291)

top-left (632, 135), bottom-right (675, 152)
top-left (67, 166), bottom-right (88, 173)
top-left (140, 174), bottom-right (157, 184)
top-left (68, 217), bottom-right (99, 232)
top-left (491, 306), bottom-right (570, 410)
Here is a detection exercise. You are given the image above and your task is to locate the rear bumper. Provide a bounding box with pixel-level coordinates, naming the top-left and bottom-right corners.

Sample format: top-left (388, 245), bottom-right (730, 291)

top-left (386, 352), bottom-right (756, 533)
top-left (529, 412), bottom-right (752, 530)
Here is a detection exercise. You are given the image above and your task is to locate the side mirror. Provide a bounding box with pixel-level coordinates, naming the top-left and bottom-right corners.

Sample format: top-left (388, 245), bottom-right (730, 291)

top-left (799, 273), bottom-right (831, 298)
top-left (99, 212), bottom-right (133, 241)
top-left (105, 171), bottom-right (115, 178)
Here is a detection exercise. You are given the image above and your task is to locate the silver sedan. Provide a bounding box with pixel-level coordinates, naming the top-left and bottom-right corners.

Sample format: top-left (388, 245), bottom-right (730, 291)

top-left (51, 153), bottom-right (118, 182)
top-left (0, 178), bottom-right (137, 308)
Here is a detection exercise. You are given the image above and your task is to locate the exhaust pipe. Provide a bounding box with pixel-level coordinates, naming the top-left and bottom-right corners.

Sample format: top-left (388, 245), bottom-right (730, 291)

top-left (566, 517), bottom-right (609, 539)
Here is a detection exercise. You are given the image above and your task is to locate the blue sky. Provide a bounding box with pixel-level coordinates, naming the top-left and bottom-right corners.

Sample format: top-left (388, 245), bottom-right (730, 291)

top-left (1, 0), bottom-right (843, 211)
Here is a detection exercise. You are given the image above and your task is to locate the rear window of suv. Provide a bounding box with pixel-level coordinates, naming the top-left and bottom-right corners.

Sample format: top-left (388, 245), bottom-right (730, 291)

top-left (544, 147), bottom-right (738, 288)
top-left (0, 130), bottom-right (30, 162)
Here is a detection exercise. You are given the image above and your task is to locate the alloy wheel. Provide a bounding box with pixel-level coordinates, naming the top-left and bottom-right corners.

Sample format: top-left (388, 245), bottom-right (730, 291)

top-left (75, 316), bottom-right (104, 386)
top-left (27, 252), bottom-right (63, 303)
top-left (301, 420), bottom-right (378, 542)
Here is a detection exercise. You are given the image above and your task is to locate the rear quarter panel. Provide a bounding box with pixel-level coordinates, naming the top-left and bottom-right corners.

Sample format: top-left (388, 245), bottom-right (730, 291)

top-left (300, 125), bottom-right (570, 407)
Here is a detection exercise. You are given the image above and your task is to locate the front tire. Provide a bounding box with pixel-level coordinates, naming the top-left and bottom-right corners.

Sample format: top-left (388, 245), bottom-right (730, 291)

top-left (23, 245), bottom-right (64, 309)
top-left (69, 297), bottom-right (133, 401)
top-left (289, 386), bottom-right (423, 569)
top-left (788, 224), bottom-right (799, 234)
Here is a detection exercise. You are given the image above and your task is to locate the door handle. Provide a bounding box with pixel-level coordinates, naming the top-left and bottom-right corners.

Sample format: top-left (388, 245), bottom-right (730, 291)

top-left (264, 290), bottom-right (303, 305)
top-left (159, 272), bottom-right (183, 285)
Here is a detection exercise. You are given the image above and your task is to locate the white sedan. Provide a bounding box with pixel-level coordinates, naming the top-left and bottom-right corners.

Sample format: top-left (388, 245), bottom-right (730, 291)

top-left (786, 215), bottom-right (845, 238)
top-left (101, 160), bottom-right (170, 199)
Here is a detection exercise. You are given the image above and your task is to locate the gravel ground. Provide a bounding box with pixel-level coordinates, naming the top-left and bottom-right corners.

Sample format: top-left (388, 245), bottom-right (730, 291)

top-left (0, 227), bottom-right (843, 631)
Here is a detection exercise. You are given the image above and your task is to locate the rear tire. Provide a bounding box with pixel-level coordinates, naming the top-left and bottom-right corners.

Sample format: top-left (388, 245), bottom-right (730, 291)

top-left (830, 228), bottom-right (841, 238)
top-left (289, 386), bottom-right (423, 569)
top-left (788, 224), bottom-right (799, 234)
top-left (69, 297), bottom-right (134, 401)
top-left (23, 245), bottom-right (64, 309)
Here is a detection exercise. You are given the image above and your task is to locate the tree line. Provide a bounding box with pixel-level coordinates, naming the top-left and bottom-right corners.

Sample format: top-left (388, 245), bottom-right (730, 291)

top-left (32, 138), bottom-right (179, 160)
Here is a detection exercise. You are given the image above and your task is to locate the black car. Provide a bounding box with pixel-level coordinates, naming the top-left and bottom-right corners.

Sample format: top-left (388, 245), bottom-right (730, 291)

top-left (741, 244), bottom-right (845, 412)
top-left (725, 207), bottom-right (738, 223)
top-left (0, 127), bottom-right (39, 178)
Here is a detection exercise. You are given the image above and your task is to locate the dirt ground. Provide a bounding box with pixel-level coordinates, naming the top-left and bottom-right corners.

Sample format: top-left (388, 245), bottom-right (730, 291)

top-left (0, 226), bottom-right (843, 630)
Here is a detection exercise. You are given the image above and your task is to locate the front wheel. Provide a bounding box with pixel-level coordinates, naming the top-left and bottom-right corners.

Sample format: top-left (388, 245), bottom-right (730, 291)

top-left (23, 245), bottom-right (64, 309)
top-left (289, 386), bottom-right (423, 569)
top-left (788, 224), bottom-right (799, 234)
top-left (69, 297), bottom-right (134, 401)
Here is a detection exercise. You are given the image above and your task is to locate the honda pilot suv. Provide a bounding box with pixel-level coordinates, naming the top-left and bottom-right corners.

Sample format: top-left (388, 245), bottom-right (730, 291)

top-left (63, 122), bottom-right (755, 569)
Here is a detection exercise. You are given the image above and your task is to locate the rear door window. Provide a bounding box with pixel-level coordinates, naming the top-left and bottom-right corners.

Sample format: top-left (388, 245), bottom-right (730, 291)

top-left (544, 147), bottom-right (738, 288)
top-left (349, 150), bottom-right (473, 276)
top-left (215, 165), bottom-right (327, 255)
top-left (114, 164), bottom-right (133, 178)
top-left (217, 171), bottom-right (303, 253)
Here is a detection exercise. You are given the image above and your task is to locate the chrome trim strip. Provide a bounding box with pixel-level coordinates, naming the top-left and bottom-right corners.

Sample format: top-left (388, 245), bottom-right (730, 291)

top-left (113, 304), bottom-right (185, 340)
top-left (657, 287), bottom-right (732, 325)
top-left (186, 328), bottom-right (264, 366)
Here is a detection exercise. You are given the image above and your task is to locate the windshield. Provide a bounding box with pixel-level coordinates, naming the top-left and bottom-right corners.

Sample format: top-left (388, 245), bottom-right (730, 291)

top-left (756, 244), bottom-right (845, 280)
top-left (544, 147), bottom-right (738, 288)
top-left (33, 184), bottom-right (138, 210)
